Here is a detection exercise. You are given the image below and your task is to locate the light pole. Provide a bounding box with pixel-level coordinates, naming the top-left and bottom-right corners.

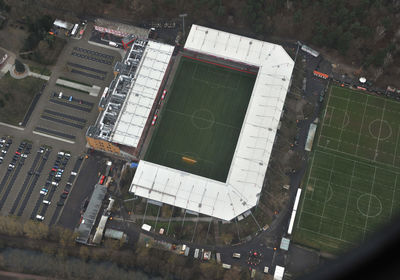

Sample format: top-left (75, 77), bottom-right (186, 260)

top-left (179, 13), bottom-right (188, 38)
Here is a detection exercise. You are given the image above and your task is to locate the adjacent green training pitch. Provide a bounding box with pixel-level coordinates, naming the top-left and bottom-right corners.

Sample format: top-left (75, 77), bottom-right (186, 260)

top-left (294, 86), bottom-right (400, 254)
top-left (145, 56), bottom-right (256, 182)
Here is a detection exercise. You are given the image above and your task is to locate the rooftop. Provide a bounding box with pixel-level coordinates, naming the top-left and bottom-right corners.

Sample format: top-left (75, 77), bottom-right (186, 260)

top-left (87, 40), bottom-right (174, 149)
top-left (76, 184), bottom-right (107, 244)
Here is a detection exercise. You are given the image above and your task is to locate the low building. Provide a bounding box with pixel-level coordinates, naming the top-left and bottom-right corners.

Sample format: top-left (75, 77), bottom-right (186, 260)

top-left (76, 184), bottom-right (108, 244)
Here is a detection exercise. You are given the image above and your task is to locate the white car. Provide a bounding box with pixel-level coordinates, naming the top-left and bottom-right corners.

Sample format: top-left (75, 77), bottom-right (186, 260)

top-left (21, 154), bottom-right (27, 158)
top-left (43, 200), bottom-right (51, 205)
top-left (51, 181), bottom-right (58, 186)
top-left (40, 188), bottom-right (48, 195)
top-left (58, 152), bottom-right (64, 156)
top-left (36, 215), bottom-right (44, 221)
top-left (1, 150), bottom-right (7, 154)
top-left (71, 171), bottom-right (77, 176)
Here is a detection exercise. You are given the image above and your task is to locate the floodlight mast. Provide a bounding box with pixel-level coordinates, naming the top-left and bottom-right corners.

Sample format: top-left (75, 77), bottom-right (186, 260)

top-left (179, 13), bottom-right (188, 38)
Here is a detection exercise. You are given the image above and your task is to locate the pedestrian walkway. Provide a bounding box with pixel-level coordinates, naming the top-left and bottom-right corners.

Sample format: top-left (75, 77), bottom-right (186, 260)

top-left (29, 71), bottom-right (50, 81)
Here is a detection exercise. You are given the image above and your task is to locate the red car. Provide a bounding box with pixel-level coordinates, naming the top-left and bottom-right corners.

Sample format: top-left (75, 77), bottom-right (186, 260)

top-left (15, 151), bottom-right (21, 155)
top-left (161, 89), bottom-right (167, 100)
top-left (151, 115), bottom-right (158, 126)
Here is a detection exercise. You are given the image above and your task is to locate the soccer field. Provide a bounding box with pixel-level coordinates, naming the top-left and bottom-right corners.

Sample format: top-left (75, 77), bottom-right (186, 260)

top-left (145, 56), bottom-right (256, 182)
top-left (294, 86), bottom-right (400, 254)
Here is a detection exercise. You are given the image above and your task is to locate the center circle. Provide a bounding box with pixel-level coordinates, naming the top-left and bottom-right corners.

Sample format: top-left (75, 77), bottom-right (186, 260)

top-left (368, 119), bottom-right (392, 141)
top-left (357, 194), bottom-right (382, 218)
top-left (191, 109), bottom-right (215, 130)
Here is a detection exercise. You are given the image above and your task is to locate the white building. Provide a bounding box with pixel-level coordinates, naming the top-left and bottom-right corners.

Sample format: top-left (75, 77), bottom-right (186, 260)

top-left (129, 25), bottom-right (294, 221)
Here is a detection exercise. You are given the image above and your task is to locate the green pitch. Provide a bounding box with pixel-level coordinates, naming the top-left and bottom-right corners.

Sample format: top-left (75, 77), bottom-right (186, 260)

top-left (294, 86), bottom-right (400, 254)
top-left (145, 56), bottom-right (256, 182)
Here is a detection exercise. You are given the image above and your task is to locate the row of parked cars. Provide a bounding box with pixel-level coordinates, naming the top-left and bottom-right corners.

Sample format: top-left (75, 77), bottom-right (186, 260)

top-left (0, 136), bottom-right (12, 165)
top-left (36, 151), bottom-right (71, 221)
top-left (8, 141), bottom-right (32, 171)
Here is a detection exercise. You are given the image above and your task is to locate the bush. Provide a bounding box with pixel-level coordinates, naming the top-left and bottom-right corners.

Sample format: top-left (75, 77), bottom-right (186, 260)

top-left (14, 60), bottom-right (25, 73)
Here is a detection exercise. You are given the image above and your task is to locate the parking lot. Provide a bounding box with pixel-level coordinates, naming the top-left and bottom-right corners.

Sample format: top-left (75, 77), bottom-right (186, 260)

top-left (0, 22), bottom-right (122, 225)
top-left (0, 135), bottom-right (85, 223)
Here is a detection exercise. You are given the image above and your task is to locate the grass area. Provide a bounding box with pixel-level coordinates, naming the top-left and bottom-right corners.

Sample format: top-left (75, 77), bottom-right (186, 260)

top-left (145, 56), bottom-right (256, 182)
top-left (29, 65), bottom-right (51, 76)
top-left (55, 83), bottom-right (90, 94)
top-left (0, 73), bottom-right (45, 125)
top-left (58, 77), bottom-right (91, 86)
top-left (293, 86), bottom-right (400, 254)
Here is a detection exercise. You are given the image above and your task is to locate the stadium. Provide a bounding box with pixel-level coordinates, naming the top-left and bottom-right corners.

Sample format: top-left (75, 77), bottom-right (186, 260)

top-left (87, 25), bottom-right (294, 221)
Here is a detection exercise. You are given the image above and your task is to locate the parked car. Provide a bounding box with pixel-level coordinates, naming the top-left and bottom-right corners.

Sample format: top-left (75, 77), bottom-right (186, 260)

top-left (36, 215), bottom-right (44, 221)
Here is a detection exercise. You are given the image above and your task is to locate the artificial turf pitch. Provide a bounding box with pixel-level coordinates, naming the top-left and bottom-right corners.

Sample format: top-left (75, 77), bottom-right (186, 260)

top-left (145, 56), bottom-right (256, 182)
top-left (294, 86), bottom-right (400, 254)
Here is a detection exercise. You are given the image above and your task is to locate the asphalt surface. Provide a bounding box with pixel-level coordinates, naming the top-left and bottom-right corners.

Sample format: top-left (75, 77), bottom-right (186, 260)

top-left (0, 21), bottom-right (121, 225)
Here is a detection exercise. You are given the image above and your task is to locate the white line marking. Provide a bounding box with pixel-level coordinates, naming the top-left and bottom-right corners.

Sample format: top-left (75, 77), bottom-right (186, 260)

top-left (390, 174), bottom-right (397, 220)
top-left (340, 161), bottom-right (356, 239)
top-left (355, 95), bottom-right (369, 155)
top-left (0, 122), bottom-right (24, 131)
top-left (393, 125), bottom-right (400, 166)
top-left (318, 156), bottom-right (335, 233)
top-left (296, 152), bottom-right (316, 231)
top-left (362, 166), bottom-right (377, 241)
top-left (373, 99), bottom-right (387, 161)
top-left (32, 131), bottom-right (75, 144)
top-left (336, 96), bottom-right (351, 150)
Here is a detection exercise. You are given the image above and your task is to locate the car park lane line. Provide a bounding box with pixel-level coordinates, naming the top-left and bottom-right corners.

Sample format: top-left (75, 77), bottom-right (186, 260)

top-left (16, 149), bottom-right (51, 216)
top-left (9, 150), bottom-right (43, 214)
top-left (67, 62), bottom-right (107, 75)
top-left (49, 98), bottom-right (92, 112)
top-left (40, 115), bottom-right (85, 129)
top-left (43, 109), bottom-right (86, 123)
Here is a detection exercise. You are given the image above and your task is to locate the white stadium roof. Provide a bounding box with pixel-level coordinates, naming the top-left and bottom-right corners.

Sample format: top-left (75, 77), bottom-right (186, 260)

top-left (130, 25), bottom-right (294, 221)
top-left (111, 41), bottom-right (174, 147)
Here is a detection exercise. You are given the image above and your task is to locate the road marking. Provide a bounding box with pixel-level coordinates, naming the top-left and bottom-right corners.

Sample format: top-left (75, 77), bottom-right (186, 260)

top-left (33, 131), bottom-right (75, 144)
top-left (0, 122), bottom-right (24, 131)
top-left (340, 161), bottom-right (356, 239)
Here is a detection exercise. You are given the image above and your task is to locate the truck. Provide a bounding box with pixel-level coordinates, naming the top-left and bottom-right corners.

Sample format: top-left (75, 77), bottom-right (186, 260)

top-left (194, 249), bottom-right (200, 259)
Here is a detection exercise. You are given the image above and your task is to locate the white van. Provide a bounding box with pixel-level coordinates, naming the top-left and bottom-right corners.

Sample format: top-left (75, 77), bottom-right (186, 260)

top-left (43, 200), bottom-right (51, 205)
top-left (194, 248), bottom-right (200, 259)
top-left (222, 263), bottom-right (231, 269)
